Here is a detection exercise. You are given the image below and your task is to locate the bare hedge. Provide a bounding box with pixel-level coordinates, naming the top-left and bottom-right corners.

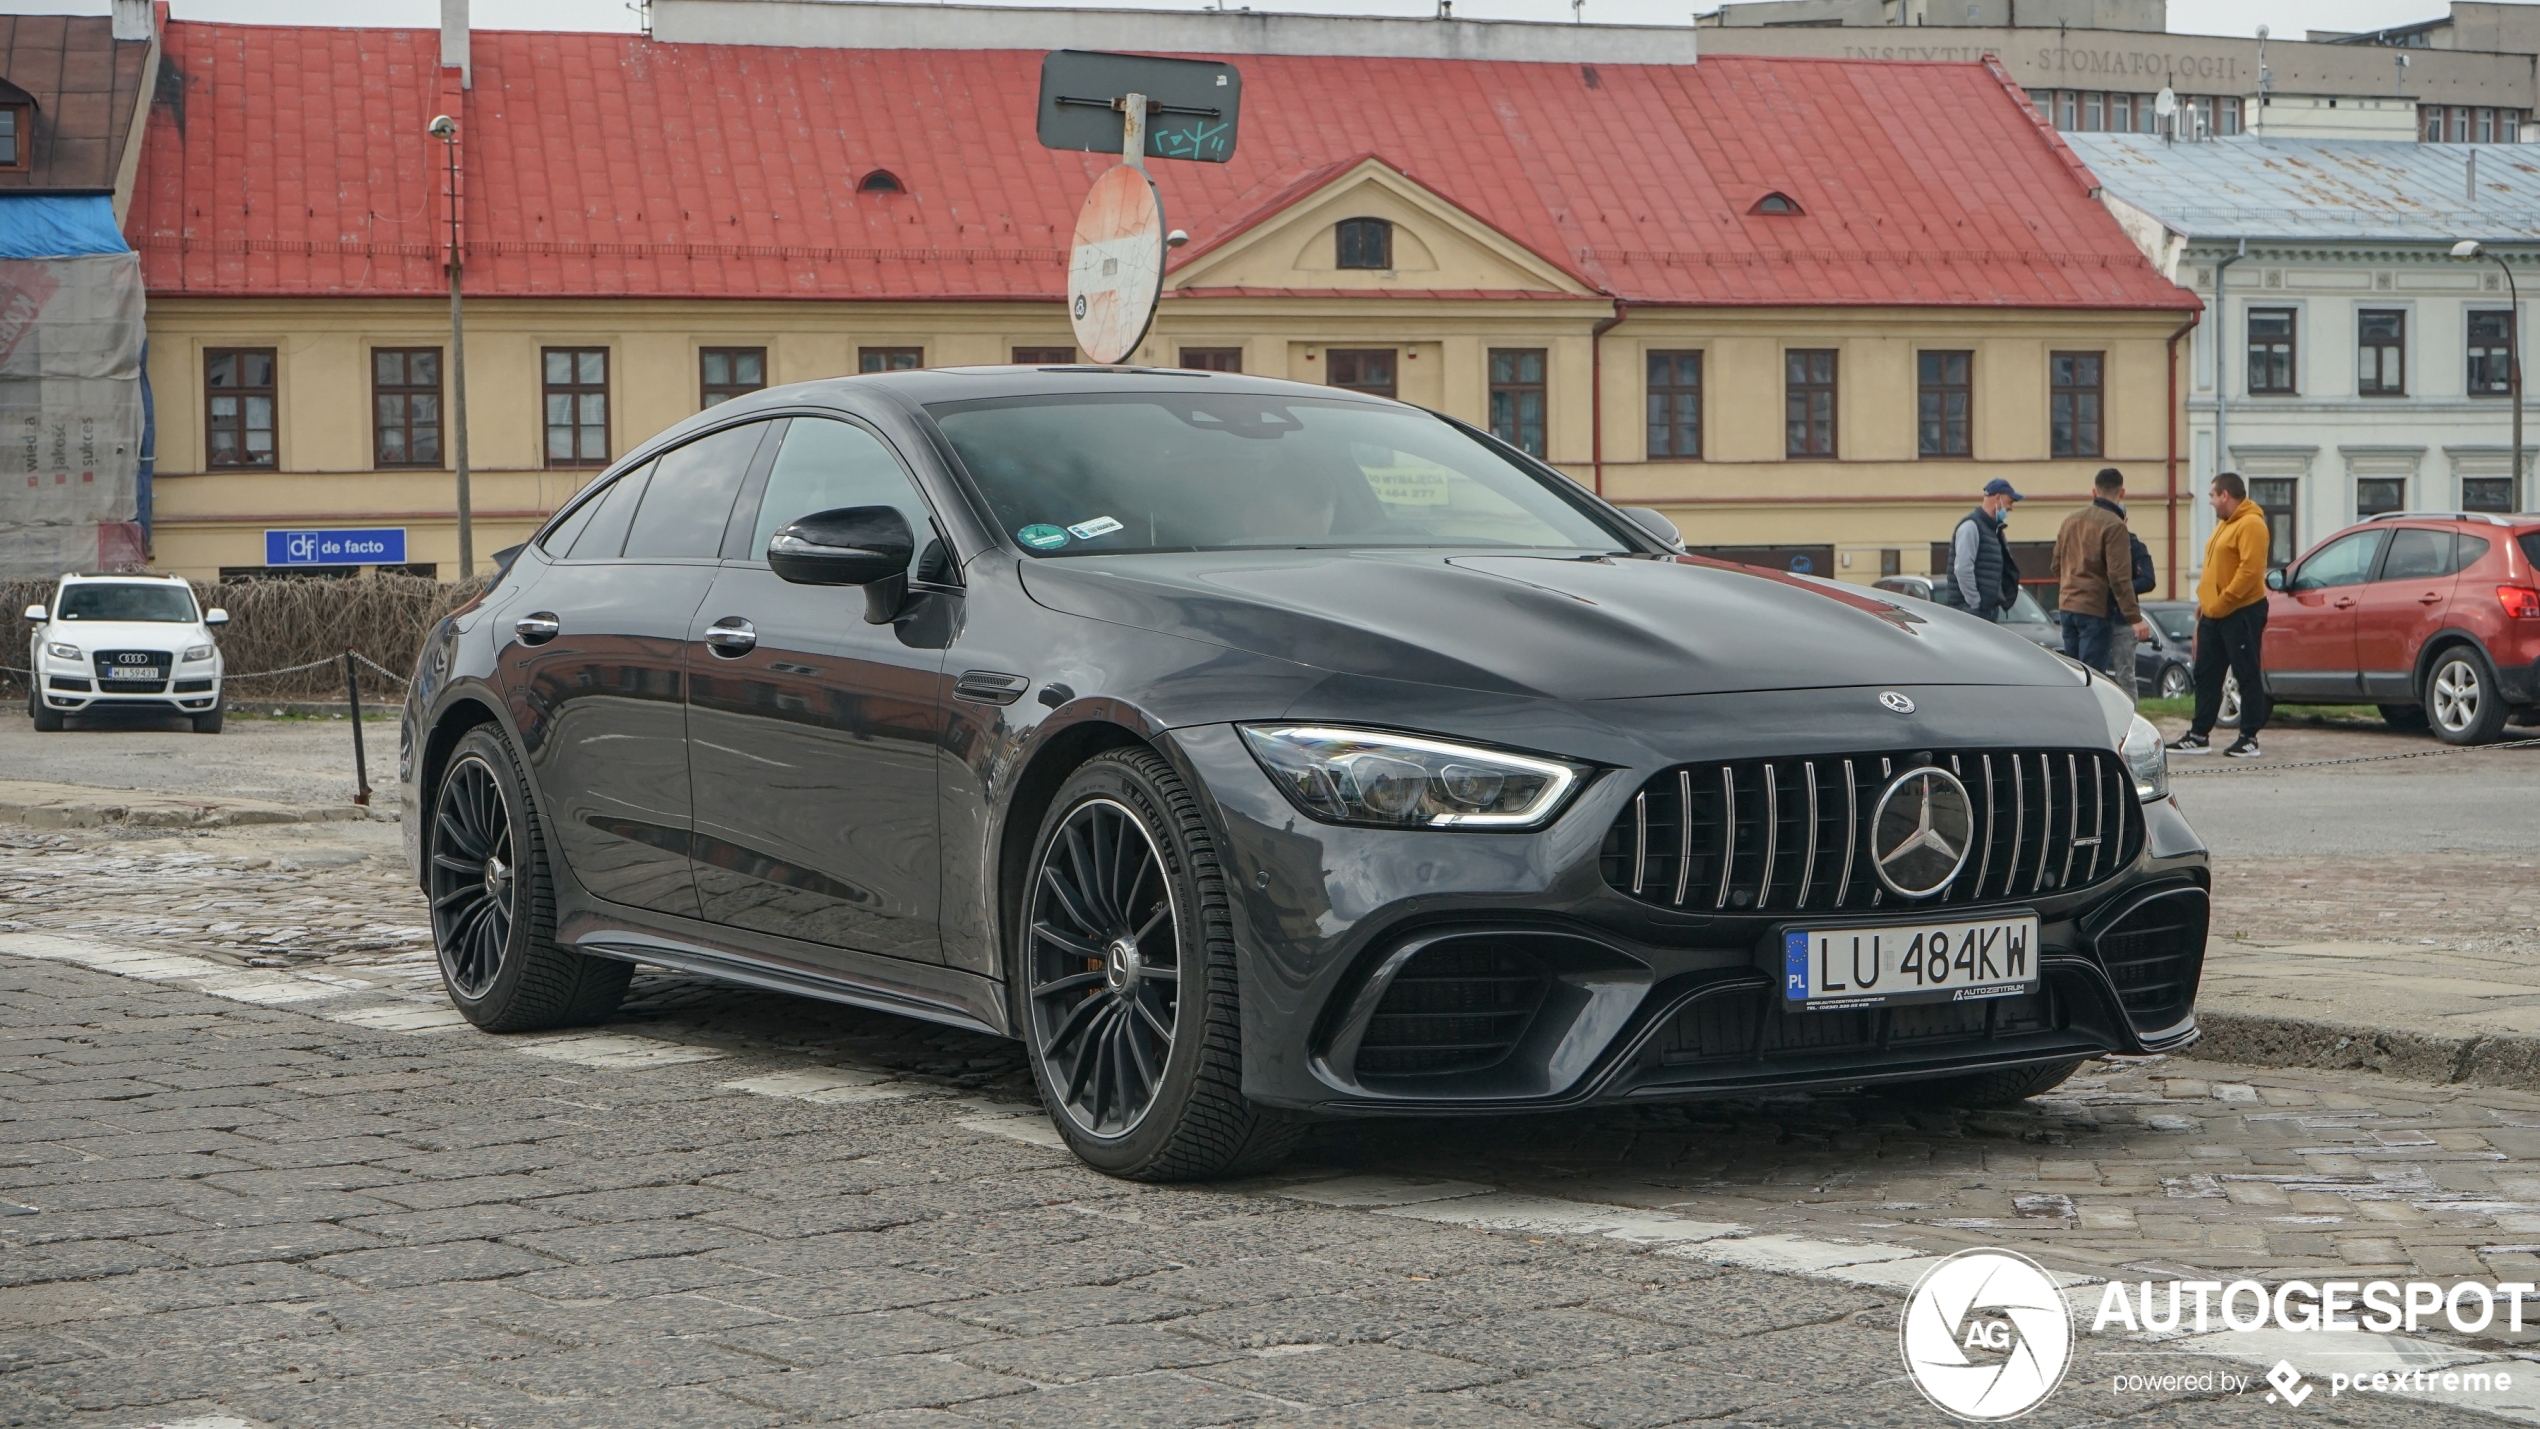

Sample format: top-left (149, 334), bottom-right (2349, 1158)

top-left (5, 574), bottom-right (487, 701)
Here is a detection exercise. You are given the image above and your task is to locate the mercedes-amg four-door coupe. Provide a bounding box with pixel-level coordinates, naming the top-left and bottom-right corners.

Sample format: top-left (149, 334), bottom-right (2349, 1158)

top-left (401, 368), bottom-right (2208, 1180)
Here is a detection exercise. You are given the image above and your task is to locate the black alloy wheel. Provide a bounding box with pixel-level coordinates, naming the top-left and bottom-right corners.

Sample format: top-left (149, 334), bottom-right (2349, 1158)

top-left (1027, 796), bottom-right (1181, 1139)
top-left (430, 752), bottom-right (515, 999)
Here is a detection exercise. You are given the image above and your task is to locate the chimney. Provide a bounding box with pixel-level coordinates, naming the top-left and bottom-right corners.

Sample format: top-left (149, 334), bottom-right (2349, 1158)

top-left (441, 0), bottom-right (471, 88)
top-left (110, 0), bottom-right (150, 41)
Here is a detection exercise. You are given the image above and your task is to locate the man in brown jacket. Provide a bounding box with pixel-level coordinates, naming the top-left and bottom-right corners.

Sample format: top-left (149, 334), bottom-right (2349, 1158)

top-left (2050, 467), bottom-right (2150, 681)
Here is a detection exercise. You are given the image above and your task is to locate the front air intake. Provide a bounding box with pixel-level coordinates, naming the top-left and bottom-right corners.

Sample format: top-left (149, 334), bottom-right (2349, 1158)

top-left (1351, 941), bottom-right (1549, 1078)
top-left (2092, 886), bottom-right (2207, 1034)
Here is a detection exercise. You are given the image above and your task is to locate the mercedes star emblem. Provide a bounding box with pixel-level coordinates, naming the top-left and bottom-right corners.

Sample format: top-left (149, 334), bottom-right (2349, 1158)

top-left (1870, 766), bottom-right (1976, 897)
top-left (1879, 691), bottom-right (1915, 714)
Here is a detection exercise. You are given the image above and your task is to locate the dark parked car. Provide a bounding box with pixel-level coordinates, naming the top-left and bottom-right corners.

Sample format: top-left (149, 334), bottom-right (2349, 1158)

top-left (1872, 573), bottom-right (2063, 650)
top-left (401, 368), bottom-right (2209, 1180)
top-left (2137, 602), bottom-right (2197, 700)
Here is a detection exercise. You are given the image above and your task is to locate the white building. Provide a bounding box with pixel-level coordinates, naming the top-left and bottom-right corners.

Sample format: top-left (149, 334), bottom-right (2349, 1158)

top-left (2069, 133), bottom-right (2540, 576)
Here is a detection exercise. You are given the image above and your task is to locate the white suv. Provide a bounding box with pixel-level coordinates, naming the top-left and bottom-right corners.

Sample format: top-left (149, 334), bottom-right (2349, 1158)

top-left (23, 573), bottom-right (228, 733)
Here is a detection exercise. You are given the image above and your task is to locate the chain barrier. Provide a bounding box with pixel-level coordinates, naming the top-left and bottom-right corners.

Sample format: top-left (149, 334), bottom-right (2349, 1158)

top-left (2169, 733), bottom-right (2540, 776)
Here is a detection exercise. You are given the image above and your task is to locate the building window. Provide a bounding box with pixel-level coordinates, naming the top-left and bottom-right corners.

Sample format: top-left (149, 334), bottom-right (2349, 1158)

top-left (1336, 218), bottom-right (1393, 271)
top-left (858, 170), bottom-right (903, 193)
top-left (2357, 478), bottom-right (2407, 520)
top-left (1645, 350), bottom-right (1701, 460)
top-left (1488, 348), bottom-right (1547, 458)
top-left (2464, 477), bottom-right (2518, 512)
top-left (859, 347), bottom-right (923, 373)
top-left (2218, 97), bottom-right (2243, 136)
top-left (700, 347), bottom-right (765, 407)
top-left (1752, 192), bottom-right (1801, 215)
top-left (1785, 349), bottom-right (1836, 458)
top-left (2083, 92), bottom-right (2103, 131)
top-left (2469, 310), bottom-right (2515, 395)
top-left (2049, 351), bottom-right (2103, 459)
top-left (1880, 548), bottom-right (1902, 578)
top-left (371, 348), bottom-right (442, 468)
top-left (2058, 91), bottom-right (2077, 130)
top-left (2356, 310), bottom-right (2405, 396)
top-left (1917, 350), bottom-right (1971, 459)
top-left (2110, 93), bottom-right (2134, 132)
top-left (1179, 348), bottom-right (1242, 372)
top-left (2248, 477), bottom-right (2299, 568)
top-left (2246, 309), bottom-right (2297, 394)
top-left (1326, 348), bottom-right (1397, 399)
top-left (2423, 105), bottom-right (2446, 143)
top-left (0, 103), bottom-right (26, 171)
top-left (1012, 347), bottom-right (1075, 365)
top-left (205, 349), bottom-right (278, 469)
top-left (542, 347), bottom-right (609, 468)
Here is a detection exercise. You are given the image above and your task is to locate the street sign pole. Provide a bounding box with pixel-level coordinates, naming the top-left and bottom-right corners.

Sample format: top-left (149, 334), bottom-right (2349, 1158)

top-left (1121, 91), bottom-right (1148, 170)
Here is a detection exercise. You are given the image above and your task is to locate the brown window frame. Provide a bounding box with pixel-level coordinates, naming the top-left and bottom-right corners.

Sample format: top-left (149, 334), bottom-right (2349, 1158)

top-left (1179, 348), bottom-right (1243, 372)
top-left (1335, 218), bottom-right (1393, 271)
top-left (1645, 350), bottom-right (1702, 460)
top-left (2357, 310), bottom-right (2406, 397)
top-left (0, 103), bottom-right (28, 172)
top-left (1917, 349), bottom-right (1972, 459)
top-left (1785, 349), bottom-right (1837, 458)
top-left (1488, 348), bottom-right (1548, 458)
top-left (1011, 346), bottom-right (1075, 366)
top-left (699, 347), bottom-right (767, 408)
top-left (2049, 350), bottom-right (2104, 459)
top-left (1325, 348), bottom-right (1397, 400)
top-left (204, 348), bottom-right (279, 470)
top-left (859, 347), bottom-right (923, 373)
top-left (542, 347), bottom-right (611, 469)
top-left (2246, 308), bottom-right (2297, 395)
top-left (371, 347), bottom-right (443, 468)
top-left (2469, 309), bottom-right (2515, 396)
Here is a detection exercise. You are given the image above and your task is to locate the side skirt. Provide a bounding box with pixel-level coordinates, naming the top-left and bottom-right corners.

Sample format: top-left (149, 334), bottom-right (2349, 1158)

top-left (561, 912), bottom-right (1011, 1039)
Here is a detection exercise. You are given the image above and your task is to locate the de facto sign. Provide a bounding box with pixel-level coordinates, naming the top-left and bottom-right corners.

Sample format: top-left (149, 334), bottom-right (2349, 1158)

top-left (264, 528), bottom-right (408, 567)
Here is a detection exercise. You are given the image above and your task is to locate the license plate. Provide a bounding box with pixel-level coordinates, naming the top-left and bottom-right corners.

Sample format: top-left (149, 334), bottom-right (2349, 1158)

top-left (106, 667), bottom-right (162, 681)
top-left (1782, 915), bottom-right (2039, 1011)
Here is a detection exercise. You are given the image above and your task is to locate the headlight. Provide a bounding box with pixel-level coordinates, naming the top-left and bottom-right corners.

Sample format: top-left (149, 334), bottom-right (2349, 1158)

top-left (2121, 713), bottom-right (2167, 802)
top-left (1239, 725), bottom-right (1588, 830)
top-left (182, 644), bottom-right (215, 662)
top-left (44, 642), bottom-right (79, 661)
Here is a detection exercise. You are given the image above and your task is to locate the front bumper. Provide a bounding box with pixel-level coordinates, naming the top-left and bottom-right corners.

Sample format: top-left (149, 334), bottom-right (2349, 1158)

top-left (1171, 723), bottom-right (2209, 1115)
top-left (38, 671), bottom-right (221, 714)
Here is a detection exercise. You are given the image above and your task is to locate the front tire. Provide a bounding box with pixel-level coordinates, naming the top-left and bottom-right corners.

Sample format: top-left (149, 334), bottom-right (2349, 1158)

top-left (2215, 671), bottom-right (2241, 729)
top-left (191, 701), bottom-right (224, 734)
top-left (2157, 665), bottom-right (2191, 700)
top-left (2427, 648), bottom-right (2510, 745)
top-left (28, 685), bottom-right (63, 732)
top-left (1903, 1057), bottom-right (2086, 1108)
top-left (1018, 748), bottom-right (1299, 1181)
top-left (428, 727), bottom-right (629, 1031)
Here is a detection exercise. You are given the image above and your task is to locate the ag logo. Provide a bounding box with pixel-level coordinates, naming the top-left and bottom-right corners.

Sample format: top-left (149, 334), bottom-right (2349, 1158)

top-left (1901, 1248), bottom-right (2071, 1421)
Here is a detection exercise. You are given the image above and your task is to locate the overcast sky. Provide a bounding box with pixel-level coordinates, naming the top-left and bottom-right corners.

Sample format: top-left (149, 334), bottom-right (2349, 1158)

top-left (0, 0), bottom-right (2472, 37)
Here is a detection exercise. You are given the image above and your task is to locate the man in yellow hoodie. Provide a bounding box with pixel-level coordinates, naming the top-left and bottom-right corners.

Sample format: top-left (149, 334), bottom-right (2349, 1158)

top-left (2169, 472), bottom-right (2272, 758)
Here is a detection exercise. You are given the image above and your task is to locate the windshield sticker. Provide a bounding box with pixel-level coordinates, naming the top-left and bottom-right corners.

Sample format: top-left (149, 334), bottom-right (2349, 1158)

top-left (1017, 524), bottom-right (1071, 550)
top-left (1363, 458), bottom-right (1453, 506)
top-left (1066, 516), bottom-right (1125, 540)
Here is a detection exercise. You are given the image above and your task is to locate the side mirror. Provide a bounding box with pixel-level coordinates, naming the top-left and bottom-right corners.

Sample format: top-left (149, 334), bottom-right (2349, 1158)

top-left (768, 506), bottom-right (916, 625)
top-left (22, 604), bottom-right (45, 624)
top-left (1617, 505), bottom-right (1683, 549)
top-left (2263, 568), bottom-right (2286, 592)
top-left (203, 608), bottom-right (229, 627)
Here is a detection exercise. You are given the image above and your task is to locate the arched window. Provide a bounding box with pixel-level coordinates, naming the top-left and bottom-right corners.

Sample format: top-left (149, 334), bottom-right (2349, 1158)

top-left (858, 169), bottom-right (904, 194)
top-left (1336, 217), bottom-right (1393, 270)
top-left (1752, 192), bottom-right (1802, 215)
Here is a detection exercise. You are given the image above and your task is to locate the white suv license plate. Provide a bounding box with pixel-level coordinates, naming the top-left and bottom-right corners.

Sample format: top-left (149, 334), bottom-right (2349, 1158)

top-left (106, 667), bottom-right (162, 681)
top-left (1782, 915), bottom-right (2040, 1012)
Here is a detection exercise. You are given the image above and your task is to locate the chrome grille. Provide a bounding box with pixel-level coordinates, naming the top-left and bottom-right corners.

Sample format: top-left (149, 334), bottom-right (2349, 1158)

top-left (91, 649), bottom-right (172, 695)
top-left (1599, 749), bottom-right (2142, 914)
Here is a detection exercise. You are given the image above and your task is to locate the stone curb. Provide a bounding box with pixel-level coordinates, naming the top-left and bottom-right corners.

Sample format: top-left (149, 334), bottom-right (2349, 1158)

top-left (0, 780), bottom-right (381, 829)
top-left (2185, 1007), bottom-right (2540, 1093)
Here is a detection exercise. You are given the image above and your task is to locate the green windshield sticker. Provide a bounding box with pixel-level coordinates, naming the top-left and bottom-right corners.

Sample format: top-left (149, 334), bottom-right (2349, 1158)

top-left (1018, 524), bottom-right (1071, 549)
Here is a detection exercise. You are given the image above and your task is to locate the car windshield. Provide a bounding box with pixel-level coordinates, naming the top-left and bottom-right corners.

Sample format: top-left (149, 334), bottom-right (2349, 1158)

top-left (927, 391), bottom-right (1627, 556)
top-left (2007, 589), bottom-right (2049, 623)
top-left (55, 583), bottom-right (195, 623)
top-left (2148, 606), bottom-right (2196, 642)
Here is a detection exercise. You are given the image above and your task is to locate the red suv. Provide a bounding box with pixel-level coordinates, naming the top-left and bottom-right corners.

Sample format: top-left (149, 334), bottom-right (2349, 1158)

top-left (2259, 512), bottom-right (2540, 743)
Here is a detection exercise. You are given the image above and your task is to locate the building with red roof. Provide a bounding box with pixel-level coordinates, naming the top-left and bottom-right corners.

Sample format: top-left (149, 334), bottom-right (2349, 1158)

top-left (119, 6), bottom-right (2197, 583)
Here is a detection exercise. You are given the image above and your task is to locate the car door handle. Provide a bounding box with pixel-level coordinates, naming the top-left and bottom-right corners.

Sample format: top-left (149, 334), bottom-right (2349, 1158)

top-left (514, 612), bottom-right (560, 645)
top-left (704, 617), bottom-right (757, 656)
top-left (2419, 592), bottom-right (2444, 605)
top-left (2332, 597), bottom-right (2357, 609)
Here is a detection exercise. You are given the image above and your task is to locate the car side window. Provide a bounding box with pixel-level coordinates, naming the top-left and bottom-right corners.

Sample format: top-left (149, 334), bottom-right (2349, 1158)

top-left (2453, 535), bottom-right (2491, 574)
top-left (562, 462), bottom-right (650, 560)
top-left (622, 423), bottom-right (770, 560)
top-left (539, 480), bottom-right (610, 556)
top-left (2379, 528), bottom-right (2452, 582)
top-left (2288, 529), bottom-right (2385, 592)
top-left (749, 417), bottom-right (935, 574)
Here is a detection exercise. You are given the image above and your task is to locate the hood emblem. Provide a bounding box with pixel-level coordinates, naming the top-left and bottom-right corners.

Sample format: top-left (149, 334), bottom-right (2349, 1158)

top-left (1878, 691), bottom-right (1915, 714)
top-left (1871, 767), bottom-right (1975, 898)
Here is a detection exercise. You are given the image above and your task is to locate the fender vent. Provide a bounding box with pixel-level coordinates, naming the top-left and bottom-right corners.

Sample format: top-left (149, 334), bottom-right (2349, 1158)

top-left (1353, 943), bottom-right (1549, 1078)
top-left (2095, 889), bottom-right (2207, 1034)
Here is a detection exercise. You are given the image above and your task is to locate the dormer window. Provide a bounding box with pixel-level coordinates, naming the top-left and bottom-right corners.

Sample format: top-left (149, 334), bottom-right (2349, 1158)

top-left (0, 103), bottom-right (28, 172)
top-left (858, 169), bottom-right (904, 194)
top-left (1336, 217), bottom-right (1393, 270)
top-left (1752, 192), bottom-right (1802, 215)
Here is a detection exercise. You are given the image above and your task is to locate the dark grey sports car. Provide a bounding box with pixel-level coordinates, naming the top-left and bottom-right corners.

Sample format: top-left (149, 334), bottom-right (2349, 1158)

top-left (400, 367), bottom-right (2208, 1180)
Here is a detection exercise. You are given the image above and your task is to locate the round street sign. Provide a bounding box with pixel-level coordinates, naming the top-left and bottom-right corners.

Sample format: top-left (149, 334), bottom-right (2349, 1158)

top-left (1067, 164), bottom-right (1166, 365)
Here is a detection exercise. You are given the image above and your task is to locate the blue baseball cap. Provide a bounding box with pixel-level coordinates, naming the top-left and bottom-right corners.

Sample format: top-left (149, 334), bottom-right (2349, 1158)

top-left (1982, 478), bottom-right (2024, 500)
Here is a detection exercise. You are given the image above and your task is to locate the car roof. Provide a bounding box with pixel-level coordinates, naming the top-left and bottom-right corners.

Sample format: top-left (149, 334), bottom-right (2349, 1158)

top-left (707, 364), bottom-right (1409, 417)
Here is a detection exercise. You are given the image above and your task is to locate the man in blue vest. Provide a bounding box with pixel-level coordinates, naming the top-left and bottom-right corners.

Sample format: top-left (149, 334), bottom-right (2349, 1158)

top-left (1949, 478), bottom-right (2021, 622)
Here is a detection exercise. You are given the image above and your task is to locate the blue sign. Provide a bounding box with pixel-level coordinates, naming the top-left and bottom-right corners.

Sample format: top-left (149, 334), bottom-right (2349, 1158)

top-left (265, 528), bottom-right (407, 566)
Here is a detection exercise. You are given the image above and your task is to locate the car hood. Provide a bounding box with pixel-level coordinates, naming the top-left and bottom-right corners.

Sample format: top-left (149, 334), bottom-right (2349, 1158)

top-left (1018, 549), bottom-right (2076, 700)
top-left (42, 620), bottom-right (205, 652)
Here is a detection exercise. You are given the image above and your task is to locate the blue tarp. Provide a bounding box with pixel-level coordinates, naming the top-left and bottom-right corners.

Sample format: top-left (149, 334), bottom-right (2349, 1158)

top-left (0, 194), bottom-right (131, 258)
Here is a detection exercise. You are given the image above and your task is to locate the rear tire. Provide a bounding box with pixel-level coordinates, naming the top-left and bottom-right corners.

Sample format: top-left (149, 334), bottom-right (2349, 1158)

top-left (2215, 672), bottom-right (2241, 729)
top-left (191, 701), bottom-right (224, 734)
top-left (2427, 648), bottom-right (2510, 746)
top-left (1901, 1058), bottom-right (2086, 1109)
top-left (28, 686), bottom-right (63, 732)
top-left (2378, 703), bottom-right (2429, 733)
top-left (1017, 747), bottom-right (1300, 1181)
top-left (428, 726), bottom-right (630, 1032)
top-left (2157, 665), bottom-right (2191, 700)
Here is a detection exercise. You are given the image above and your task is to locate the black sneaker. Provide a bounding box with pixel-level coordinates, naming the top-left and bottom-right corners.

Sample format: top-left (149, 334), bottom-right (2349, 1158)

top-left (2223, 736), bottom-right (2261, 759)
top-left (2166, 732), bottom-right (2211, 754)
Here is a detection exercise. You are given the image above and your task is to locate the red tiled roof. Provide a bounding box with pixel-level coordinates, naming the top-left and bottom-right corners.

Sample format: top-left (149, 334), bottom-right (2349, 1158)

top-left (126, 22), bottom-right (2193, 311)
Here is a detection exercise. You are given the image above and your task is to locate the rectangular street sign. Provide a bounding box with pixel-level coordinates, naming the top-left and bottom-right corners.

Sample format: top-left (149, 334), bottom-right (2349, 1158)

top-left (264, 528), bottom-right (408, 566)
top-left (1037, 50), bottom-right (1241, 164)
